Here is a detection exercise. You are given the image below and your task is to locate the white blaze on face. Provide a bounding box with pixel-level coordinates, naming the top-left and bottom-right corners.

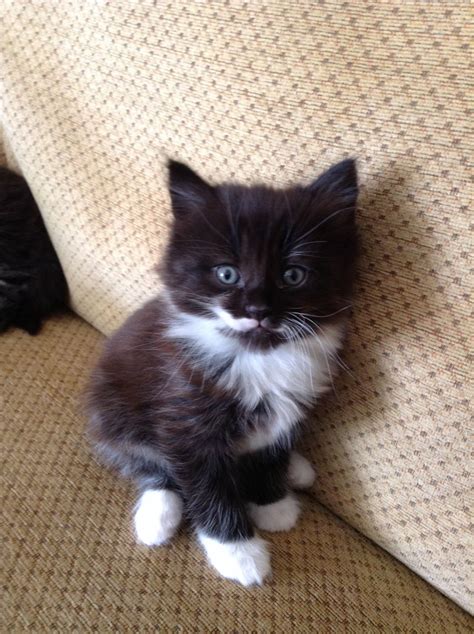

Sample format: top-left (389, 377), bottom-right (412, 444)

top-left (213, 306), bottom-right (258, 332)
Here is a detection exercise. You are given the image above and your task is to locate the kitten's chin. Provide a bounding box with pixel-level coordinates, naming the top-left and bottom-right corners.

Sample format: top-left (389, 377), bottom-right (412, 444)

top-left (212, 307), bottom-right (286, 349)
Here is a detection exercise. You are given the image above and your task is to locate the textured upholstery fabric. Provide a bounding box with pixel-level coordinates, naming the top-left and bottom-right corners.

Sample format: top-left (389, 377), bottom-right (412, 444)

top-left (1, 315), bottom-right (472, 631)
top-left (1, 0), bottom-right (472, 613)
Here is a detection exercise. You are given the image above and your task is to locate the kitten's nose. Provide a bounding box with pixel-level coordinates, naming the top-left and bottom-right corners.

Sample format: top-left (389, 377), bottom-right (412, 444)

top-left (245, 304), bottom-right (271, 321)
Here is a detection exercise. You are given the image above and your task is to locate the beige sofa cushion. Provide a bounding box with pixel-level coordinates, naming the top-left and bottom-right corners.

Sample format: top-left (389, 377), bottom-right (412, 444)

top-left (2, 314), bottom-right (472, 631)
top-left (1, 1), bottom-right (472, 611)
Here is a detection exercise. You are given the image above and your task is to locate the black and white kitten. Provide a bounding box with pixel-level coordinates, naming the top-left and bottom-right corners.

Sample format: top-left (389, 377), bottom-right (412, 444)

top-left (86, 159), bottom-right (358, 586)
top-left (0, 167), bottom-right (68, 334)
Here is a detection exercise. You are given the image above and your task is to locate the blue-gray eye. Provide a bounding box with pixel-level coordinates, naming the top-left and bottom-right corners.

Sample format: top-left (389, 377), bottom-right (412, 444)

top-left (283, 266), bottom-right (306, 286)
top-left (215, 265), bottom-right (240, 285)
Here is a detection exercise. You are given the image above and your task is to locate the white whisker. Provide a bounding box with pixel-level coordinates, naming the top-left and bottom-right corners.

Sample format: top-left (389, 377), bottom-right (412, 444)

top-left (292, 206), bottom-right (355, 244)
top-left (293, 305), bottom-right (352, 319)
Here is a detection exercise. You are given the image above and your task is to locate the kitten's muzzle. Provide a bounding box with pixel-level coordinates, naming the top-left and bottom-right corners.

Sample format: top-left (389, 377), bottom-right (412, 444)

top-left (244, 304), bottom-right (271, 321)
top-left (258, 317), bottom-right (277, 332)
top-left (239, 317), bottom-right (275, 333)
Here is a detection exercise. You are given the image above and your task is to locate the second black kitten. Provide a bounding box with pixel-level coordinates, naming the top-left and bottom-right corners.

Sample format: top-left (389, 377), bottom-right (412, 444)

top-left (0, 167), bottom-right (68, 335)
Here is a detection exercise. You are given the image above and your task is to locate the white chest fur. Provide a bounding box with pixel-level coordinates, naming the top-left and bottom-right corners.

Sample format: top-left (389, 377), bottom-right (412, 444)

top-left (166, 310), bottom-right (344, 452)
top-left (221, 333), bottom-right (341, 452)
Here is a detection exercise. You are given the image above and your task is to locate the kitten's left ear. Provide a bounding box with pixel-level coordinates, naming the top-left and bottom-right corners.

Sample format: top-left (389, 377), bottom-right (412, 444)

top-left (307, 158), bottom-right (358, 227)
top-left (168, 160), bottom-right (215, 217)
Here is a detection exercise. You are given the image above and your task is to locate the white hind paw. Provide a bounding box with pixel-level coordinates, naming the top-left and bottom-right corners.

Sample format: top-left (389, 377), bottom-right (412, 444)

top-left (288, 452), bottom-right (315, 490)
top-left (249, 494), bottom-right (300, 532)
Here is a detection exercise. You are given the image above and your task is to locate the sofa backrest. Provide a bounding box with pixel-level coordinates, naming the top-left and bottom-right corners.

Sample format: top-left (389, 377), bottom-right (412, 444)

top-left (1, 2), bottom-right (471, 612)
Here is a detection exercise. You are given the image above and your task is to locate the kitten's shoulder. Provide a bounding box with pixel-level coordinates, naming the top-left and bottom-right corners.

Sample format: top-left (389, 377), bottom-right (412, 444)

top-left (101, 296), bottom-right (169, 360)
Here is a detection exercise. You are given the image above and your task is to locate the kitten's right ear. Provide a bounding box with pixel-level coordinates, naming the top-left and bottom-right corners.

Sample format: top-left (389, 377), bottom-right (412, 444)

top-left (168, 160), bottom-right (215, 217)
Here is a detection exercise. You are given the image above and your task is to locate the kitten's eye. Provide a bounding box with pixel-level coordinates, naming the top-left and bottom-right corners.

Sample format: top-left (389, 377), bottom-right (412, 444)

top-left (215, 265), bottom-right (240, 285)
top-left (282, 266), bottom-right (306, 286)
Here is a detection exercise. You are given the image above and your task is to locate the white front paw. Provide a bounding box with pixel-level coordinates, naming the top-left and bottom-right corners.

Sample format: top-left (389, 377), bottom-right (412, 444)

top-left (288, 451), bottom-right (316, 490)
top-left (134, 489), bottom-right (183, 546)
top-left (198, 534), bottom-right (271, 586)
top-left (249, 494), bottom-right (300, 532)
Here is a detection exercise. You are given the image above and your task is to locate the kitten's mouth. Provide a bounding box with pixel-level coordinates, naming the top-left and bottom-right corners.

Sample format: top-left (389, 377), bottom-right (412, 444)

top-left (238, 324), bottom-right (287, 350)
top-left (244, 323), bottom-right (281, 336)
top-left (212, 306), bottom-right (286, 347)
top-left (252, 321), bottom-right (280, 334)
top-left (243, 325), bottom-right (271, 338)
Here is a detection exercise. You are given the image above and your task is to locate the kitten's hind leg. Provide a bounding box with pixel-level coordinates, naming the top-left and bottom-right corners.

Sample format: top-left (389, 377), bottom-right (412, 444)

top-left (288, 451), bottom-right (316, 490)
top-left (134, 488), bottom-right (183, 546)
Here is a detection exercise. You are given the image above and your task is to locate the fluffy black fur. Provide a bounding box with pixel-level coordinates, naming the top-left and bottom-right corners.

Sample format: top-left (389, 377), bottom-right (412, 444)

top-left (0, 167), bottom-right (68, 335)
top-left (87, 159), bottom-right (358, 544)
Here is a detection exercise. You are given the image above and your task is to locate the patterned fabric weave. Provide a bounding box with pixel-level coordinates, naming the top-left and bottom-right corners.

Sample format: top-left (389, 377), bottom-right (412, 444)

top-left (2, 315), bottom-right (472, 631)
top-left (1, 0), bottom-right (472, 612)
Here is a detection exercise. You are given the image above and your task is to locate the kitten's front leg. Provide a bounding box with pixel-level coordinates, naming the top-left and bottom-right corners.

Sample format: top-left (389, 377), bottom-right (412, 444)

top-left (118, 465), bottom-right (184, 546)
top-left (175, 456), bottom-right (271, 586)
top-left (240, 447), bottom-right (301, 533)
top-left (134, 488), bottom-right (183, 546)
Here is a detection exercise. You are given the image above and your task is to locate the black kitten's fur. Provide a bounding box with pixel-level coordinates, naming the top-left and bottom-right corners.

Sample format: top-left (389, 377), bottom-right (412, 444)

top-left (87, 159), bottom-right (358, 585)
top-left (0, 167), bottom-right (68, 334)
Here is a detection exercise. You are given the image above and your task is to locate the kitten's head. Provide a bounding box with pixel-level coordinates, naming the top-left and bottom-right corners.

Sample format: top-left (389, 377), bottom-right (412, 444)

top-left (162, 159), bottom-right (358, 350)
